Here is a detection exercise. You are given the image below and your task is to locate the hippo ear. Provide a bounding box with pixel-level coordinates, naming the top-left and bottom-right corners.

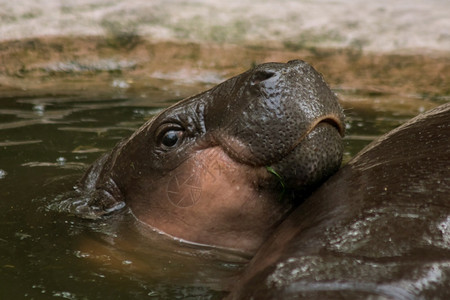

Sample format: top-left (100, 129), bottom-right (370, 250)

top-left (53, 182), bottom-right (126, 220)
top-left (72, 189), bottom-right (126, 219)
top-left (68, 153), bottom-right (126, 219)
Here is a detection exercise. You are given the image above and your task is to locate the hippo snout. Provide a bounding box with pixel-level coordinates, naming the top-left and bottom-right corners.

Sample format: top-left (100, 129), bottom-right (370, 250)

top-left (212, 60), bottom-right (345, 198)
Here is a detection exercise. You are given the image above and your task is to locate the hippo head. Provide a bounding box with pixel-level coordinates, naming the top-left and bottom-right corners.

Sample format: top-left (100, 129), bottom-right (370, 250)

top-left (76, 60), bottom-right (345, 253)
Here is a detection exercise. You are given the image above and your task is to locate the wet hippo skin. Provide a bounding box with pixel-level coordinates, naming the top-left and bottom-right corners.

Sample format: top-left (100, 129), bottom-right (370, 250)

top-left (73, 60), bottom-right (345, 253)
top-left (228, 103), bottom-right (450, 299)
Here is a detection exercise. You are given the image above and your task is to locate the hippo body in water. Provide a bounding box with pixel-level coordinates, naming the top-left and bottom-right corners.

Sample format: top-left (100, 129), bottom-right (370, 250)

top-left (228, 103), bottom-right (450, 299)
top-left (74, 60), bottom-right (345, 253)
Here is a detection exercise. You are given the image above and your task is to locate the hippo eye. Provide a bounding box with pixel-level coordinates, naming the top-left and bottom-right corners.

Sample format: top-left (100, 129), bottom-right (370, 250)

top-left (160, 129), bottom-right (184, 148)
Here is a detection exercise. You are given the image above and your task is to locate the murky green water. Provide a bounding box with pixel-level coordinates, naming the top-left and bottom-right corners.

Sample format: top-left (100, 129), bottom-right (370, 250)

top-left (0, 82), bottom-right (446, 299)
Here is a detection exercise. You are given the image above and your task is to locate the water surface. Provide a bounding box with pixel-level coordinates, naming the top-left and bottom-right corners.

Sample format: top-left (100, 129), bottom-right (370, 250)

top-left (0, 83), bottom-right (445, 299)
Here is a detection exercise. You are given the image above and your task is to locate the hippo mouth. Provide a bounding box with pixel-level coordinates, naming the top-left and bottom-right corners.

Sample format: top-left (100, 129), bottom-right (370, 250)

top-left (215, 113), bottom-right (345, 170)
top-left (283, 114), bottom-right (345, 159)
top-left (317, 115), bottom-right (345, 135)
top-left (306, 115), bottom-right (345, 139)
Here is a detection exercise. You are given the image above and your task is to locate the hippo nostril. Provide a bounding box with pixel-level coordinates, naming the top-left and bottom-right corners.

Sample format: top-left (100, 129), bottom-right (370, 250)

top-left (252, 70), bottom-right (276, 85)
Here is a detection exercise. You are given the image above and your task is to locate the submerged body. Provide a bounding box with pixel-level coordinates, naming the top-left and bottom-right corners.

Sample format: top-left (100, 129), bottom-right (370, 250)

top-left (74, 60), bottom-right (345, 253)
top-left (229, 103), bottom-right (450, 299)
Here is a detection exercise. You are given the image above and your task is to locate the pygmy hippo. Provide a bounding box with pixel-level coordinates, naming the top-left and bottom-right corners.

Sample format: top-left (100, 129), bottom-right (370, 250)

top-left (73, 60), bottom-right (345, 253)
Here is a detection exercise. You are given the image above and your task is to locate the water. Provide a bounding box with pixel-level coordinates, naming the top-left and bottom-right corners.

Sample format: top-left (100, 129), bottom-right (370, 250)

top-left (0, 83), bottom-right (445, 299)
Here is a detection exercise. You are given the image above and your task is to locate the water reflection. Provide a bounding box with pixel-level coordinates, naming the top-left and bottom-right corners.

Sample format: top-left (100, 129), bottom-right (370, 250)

top-left (0, 86), bottom-right (444, 299)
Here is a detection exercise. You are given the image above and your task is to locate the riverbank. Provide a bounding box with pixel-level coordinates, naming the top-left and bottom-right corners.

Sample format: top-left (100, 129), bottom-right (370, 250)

top-left (1, 37), bottom-right (449, 98)
top-left (0, 0), bottom-right (449, 98)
